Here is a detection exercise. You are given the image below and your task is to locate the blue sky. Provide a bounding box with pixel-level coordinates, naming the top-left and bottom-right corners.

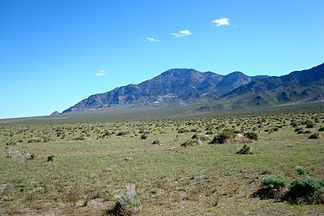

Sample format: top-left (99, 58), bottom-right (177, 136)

top-left (0, 0), bottom-right (323, 119)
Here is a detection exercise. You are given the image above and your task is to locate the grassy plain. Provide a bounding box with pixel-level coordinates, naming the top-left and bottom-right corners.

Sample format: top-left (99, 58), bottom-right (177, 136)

top-left (0, 110), bottom-right (323, 215)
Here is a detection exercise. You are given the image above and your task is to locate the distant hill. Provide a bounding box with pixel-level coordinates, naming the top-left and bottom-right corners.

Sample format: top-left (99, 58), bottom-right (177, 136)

top-left (50, 111), bottom-right (61, 116)
top-left (62, 63), bottom-right (324, 113)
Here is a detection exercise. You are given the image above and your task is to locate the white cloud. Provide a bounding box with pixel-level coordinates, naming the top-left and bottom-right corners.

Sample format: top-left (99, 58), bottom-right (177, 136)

top-left (95, 70), bottom-right (105, 77)
top-left (144, 37), bottom-right (160, 43)
top-left (170, 29), bottom-right (192, 38)
top-left (211, 18), bottom-right (230, 26)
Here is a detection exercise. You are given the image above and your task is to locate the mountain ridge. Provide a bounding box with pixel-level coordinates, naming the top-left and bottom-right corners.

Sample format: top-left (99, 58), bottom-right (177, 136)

top-left (62, 63), bottom-right (324, 113)
top-left (221, 63), bottom-right (324, 107)
top-left (63, 69), bottom-right (265, 113)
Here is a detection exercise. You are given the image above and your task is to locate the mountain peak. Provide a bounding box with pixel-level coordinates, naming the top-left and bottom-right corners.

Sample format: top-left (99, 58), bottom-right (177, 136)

top-left (159, 68), bottom-right (200, 76)
top-left (63, 68), bottom-right (251, 113)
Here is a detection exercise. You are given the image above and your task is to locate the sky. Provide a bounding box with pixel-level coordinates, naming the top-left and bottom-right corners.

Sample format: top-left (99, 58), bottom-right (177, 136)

top-left (0, 0), bottom-right (323, 119)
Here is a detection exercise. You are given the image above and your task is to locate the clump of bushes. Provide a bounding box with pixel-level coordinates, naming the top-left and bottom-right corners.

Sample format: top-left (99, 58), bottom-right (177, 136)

top-left (210, 129), bottom-right (257, 144)
top-left (27, 137), bottom-right (42, 143)
top-left (254, 168), bottom-right (324, 204)
top-left (6, 139), bottom-right (17, 146)
top-left (252, 175), bottom-right (287, 199)
top-left (73, 134), bottom-right (86, 141)
top-left (244, 132), bottom-right (258, 141)
top-left (282, 168), bottom-right (324, 204)
top-left (209, 129), bottom-right (235, 144)
top-left (97, 131), bottom-right (112, 139)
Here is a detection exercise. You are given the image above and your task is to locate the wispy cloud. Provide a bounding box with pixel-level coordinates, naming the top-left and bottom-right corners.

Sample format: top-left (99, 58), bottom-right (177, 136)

top-left (95, 70), bottom-right (106, 77)
top-left (170, 29), bottom-right (192, 38)
top-left (211, 18), bottom-right (230, 27)
top-left (144, 37), bottom-right (160, 43)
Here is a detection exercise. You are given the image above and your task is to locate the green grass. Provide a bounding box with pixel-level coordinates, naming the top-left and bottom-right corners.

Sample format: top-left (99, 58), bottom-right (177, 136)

top-left (0, 111), bottom-right (323, 215)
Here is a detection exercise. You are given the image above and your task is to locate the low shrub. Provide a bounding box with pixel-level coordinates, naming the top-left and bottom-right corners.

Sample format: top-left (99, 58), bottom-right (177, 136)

top-left (152, 140), bottom-right (161, 145)
top-left (253, 175), bottom-right (286, 199)
top-left (106, 184), bottom-right (141, 215)
top-left (140, 134), bottom-right (148, 139)
top-left (116, 131), bottom-right (129, 136)
top-left (47, 155), bottom-right (54, 162)
top-left (236, 144), bottom-right (253, 154)
top-left (262, 175), bottom-right (287, 190)
top-left (209, 129), bottom-right (235, 144)
top-left (178, 128), bottom-right (189, 133)
top-left (284, 174), bottom-right (324, 204)
top-left (244, 132), bottom-right (258, 141)
top-left (181, 139), bottom-right (202, 147)
top-left (254, 169), bottom-right (324, 204)
top-left (4, 146), bottom-right (20, 157)
top-left (309, 132), bottom-right (320, 139)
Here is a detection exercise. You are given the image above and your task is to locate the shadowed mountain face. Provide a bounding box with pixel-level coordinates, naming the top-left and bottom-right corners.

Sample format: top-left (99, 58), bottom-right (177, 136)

top-left (221, 63), bottom-right (324, 107)
top-left (63, 63), bottom-right (324, 113)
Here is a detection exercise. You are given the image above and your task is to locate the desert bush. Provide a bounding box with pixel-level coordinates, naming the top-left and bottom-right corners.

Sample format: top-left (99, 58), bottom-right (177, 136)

top-left (29, 153), bottom-right (37, 160)
top-left (318, 127), bottom-right (324, 132)
top-left (152, 140), bottom-right (161, 145)
top-left (178, 128), bottom-right (189, 133)
top-left (205, 130), bottom-right (214, 135)
top-left (262, 175), bottom-right (287, 190)
top-left (6, 139), bottom-right (17, 146)
top-left (209, 129), bottom-right (235, 144)
top-left (4, 146), bottom-right (20, 157)
top-left (98, 131), bottom-right (112, 139)
top-left (290, 120), bottom-right (298, 127)
top-left (236, 144), bottom-right (253, 154)
top-left (294, 127), bottom-right (304, 133)
top-left (73, 134), bottom-right (86, 140)
top-left (116, 131), bottom-right (129, 136)
top-left (255, 168), bottom-right (324, 204)
top-left (272, 127), bottom-right (279, 132)
top-left (192, 134), bottom-right (199, 140)
top-left (27, 137), bottom-right (42, 143)
top-left (296, 166), bottom-right (307, 176)
top-left (42, 136), bottom-right (51, 142)
top-left (106, 184), bottom-right (141, 215)
top-left (253, 175), bottom-right (286, 199)
top-left (244, 132), bottom-right (258, 141)
top-left (140, 134), bottom-right (148, 139)
top-left (284, 173), bottom-right (324, 204)
top-left (304, 120), bottom-right (315, 128)
top-left (181, 139), bottom-right (202, 147)
top-left (309, 132), bottom-right (320, 139)
top-left (47, 155), bottom-right (54, 162)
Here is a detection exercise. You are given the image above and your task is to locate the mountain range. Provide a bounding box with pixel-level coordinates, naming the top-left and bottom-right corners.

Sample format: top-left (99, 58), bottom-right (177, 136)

top-left (62, 63), bottom-right (324, 113)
